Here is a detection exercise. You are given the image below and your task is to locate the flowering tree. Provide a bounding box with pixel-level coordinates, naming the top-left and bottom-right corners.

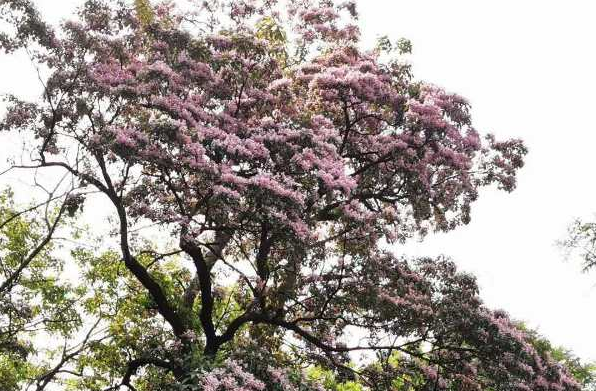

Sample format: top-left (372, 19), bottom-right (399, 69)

top-left (0, 0), bottom-right (582, 390)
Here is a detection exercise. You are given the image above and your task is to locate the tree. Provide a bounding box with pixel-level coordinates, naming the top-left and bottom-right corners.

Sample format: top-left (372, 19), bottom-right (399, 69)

top-left (0, 188), bottom-right (102, 391)
top-left (0, 0), bottom-right (582, 390)
top-left (560, 218), bottom-right (596, 274)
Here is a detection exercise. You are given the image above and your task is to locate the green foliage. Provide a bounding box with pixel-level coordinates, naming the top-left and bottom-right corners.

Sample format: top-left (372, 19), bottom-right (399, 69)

top-left (560, 218), bottom-right (596, 273)
top-left (0, 189), bottom-right (83, 390)
top-left (135, 0), bottom-right (155, 26)
top-left (396, 38), bottom-right (413, 55)
top-left (307, 366), bottom-right (364, 391)
top-left (256, 16), bottom-right (289, 66)
top-left (375, 35), bottom-right (412, 55)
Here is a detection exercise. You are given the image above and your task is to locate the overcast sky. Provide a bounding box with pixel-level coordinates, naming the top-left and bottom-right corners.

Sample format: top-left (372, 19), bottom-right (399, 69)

top-left (1, 0), bottom-right (595, 362)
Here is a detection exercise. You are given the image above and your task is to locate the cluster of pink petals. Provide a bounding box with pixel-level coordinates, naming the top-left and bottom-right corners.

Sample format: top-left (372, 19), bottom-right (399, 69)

top-left (200, 360), bottom-right (265, 391)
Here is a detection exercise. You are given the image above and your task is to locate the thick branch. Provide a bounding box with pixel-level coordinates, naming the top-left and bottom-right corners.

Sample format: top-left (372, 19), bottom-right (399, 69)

top-left (255, 223), bottom-right (272, 281)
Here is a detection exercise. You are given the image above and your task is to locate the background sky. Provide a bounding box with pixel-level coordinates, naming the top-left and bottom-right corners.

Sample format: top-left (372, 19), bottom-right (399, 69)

top-left (1, 0), bottom-right (595, 362)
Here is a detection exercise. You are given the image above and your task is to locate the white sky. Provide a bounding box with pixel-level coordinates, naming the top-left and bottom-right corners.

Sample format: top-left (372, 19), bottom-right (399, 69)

top-left (1, 0), bottom-right (595, 363)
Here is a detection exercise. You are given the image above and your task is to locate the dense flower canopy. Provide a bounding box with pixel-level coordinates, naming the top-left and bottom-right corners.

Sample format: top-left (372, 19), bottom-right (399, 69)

top-left (0, 0), bottom-right (581, 390)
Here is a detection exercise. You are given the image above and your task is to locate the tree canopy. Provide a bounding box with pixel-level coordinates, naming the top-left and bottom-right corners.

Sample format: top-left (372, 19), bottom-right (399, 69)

top-left (0, 0), bottom-right (589, 390)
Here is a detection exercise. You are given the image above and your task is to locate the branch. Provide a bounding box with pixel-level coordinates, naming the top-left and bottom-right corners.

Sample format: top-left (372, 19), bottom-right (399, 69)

top-left (104, 357), bottom-right (178, 391)
top-left (34, 318), bottom-right (104, 391)
top-left (0, 193), bottom-right (69, 294)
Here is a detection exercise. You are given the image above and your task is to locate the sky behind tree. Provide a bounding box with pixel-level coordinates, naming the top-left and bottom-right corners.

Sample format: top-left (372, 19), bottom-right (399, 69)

top-left (1, 0), bottom-right (595, 362)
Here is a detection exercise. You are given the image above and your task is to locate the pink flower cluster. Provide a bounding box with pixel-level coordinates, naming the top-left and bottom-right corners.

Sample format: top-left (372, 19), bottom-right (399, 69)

top-left (200, 360), bottom-right (265, 391)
